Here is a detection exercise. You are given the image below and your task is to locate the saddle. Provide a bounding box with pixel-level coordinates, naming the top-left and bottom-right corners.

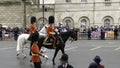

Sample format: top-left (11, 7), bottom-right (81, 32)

top-left (43, 36), bottom-right (59, 45)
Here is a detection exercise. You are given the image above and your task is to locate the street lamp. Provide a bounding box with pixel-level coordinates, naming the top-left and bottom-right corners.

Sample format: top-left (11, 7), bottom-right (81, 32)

top-left (42, 0), bottom-right (44, 25)
top-left (22, 0), bottom-right (26, 28)
top-left (93, 0), bottom-right (95, 26)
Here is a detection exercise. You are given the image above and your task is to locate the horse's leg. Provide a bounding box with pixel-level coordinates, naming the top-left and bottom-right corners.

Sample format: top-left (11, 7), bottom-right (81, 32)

top-left (61, 47), bottom-right (65, 54)
top-left (16, 39), bottom-right (21, 56)
top-left (29, 41), bottom-right (33, 56)
top-left (52, 47), bottom-right (60, 65)
top-left (21, 45), bottom-right (27, 58)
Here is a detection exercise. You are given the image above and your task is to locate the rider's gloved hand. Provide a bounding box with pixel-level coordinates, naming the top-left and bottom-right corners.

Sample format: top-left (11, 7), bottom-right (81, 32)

top-left (43, 54), bottom-right (49, 60)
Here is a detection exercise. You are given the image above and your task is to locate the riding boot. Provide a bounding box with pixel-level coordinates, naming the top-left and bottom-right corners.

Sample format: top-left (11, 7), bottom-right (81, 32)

top-left (53, 40), bottom-right (56, 49)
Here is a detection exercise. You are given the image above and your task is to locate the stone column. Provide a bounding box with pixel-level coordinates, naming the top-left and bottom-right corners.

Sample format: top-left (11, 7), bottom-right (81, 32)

top-left (21, 0), bottom-right (26, 28)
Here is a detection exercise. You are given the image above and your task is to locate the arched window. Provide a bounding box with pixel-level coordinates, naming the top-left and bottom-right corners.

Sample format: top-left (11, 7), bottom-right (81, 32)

top-left (38, 18), bottom-right (47, 28)
top-left (66, 0), bottom-right (71, 3)
top-left (104, 19), bottom-right (110, 28)
top-left (81, 19), bottom-right (87, 28)
top-left (63, 17), bottom-right (74, 28)
top-left (81, 0), bottom-right (87, 2)
top-left (105, 0), bottom-right (111, 6)
top-left (105, 0), bottom-right (111, 2)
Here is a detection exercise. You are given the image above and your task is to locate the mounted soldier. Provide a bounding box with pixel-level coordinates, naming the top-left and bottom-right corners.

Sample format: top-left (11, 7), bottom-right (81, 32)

top-left (28, 16), bottom-right (37, 55)
top-left (28, 16), bottom-right (37, 41)
top-left (46, 16), bottom-right (56, 48)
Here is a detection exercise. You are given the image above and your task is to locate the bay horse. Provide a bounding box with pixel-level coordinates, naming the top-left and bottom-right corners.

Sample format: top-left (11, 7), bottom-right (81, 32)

top-left (36, 29), bottom-right (77, 65)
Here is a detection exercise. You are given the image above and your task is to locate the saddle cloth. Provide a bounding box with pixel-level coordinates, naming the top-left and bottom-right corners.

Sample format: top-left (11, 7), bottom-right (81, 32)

top-left (43, 37), bottom-right (59, 45)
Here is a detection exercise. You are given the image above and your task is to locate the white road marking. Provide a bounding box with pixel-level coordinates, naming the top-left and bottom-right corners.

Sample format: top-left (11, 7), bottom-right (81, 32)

top-left (0, 47), bottom-right (15, 50)
top-left (90, 46), bottom-right (101, 51)
top-left (114, 47), bottom-right (120, 51)
top-left (65, 46), bottom-right (78, 51)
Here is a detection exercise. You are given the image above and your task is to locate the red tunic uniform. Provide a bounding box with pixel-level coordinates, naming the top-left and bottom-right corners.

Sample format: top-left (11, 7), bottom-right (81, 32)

top-left (46, 24), bottom-right (56, 47)
top-left (29, 24), bottom-right (36, 35)
top-left (31, 44), bottom-right (43, 62)
top-left (46, 24), bottom-right (55, 36)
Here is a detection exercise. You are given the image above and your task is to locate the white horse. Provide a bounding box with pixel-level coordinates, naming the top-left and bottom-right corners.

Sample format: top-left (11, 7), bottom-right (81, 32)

top-left (16, 34), bottom-right (30, 57)
top-left (16, 24), bottom-right (48, 57)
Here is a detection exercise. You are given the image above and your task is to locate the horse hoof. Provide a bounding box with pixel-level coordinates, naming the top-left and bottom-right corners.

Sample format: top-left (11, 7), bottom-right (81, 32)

top-left (23, 56), bottom-right (27, 58)
top-left (53, 62), bottom-right (56, 65)
top-left (30, 60), bottom-right (32, 62)
top-left (52, 60), bottom-right (56, 65)
top-left (17, 54), bottom-right (19, 56)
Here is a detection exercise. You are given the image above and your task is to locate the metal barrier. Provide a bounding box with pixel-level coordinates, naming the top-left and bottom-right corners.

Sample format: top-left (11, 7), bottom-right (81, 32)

top-left (77, 31), bottom-right (120, 40)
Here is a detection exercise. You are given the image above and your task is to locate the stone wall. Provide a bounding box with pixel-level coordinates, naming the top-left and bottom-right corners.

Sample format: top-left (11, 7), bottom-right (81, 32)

top-left (0, 0), bottom-right (31, 28)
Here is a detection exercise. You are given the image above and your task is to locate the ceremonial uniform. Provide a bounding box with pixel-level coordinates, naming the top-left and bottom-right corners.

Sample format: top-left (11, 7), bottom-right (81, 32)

top-left (31, 31), bottom-right (48, 68)
top-left (29, 16), bottom-right (37, 56)
top-left (46, 16), bottom-right (56, 48)
top-left (29, 16), bottom-right (37, 38)
top-left (31, 43), bottom-right (42, 68)
top-left (29, 24), bottom-right (36, 35)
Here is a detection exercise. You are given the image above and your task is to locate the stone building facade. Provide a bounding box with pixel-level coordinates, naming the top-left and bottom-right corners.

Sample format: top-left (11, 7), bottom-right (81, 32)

top-left (0, 0), bottom-right (120, 29)
top-left (54, 0), bottom-right (120, 29)
top-left (0, 0), bottom-right (31, 28)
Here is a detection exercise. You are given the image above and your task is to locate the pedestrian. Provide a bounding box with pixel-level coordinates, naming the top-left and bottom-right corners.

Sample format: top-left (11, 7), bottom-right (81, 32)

top-left (0, 29), bottom-right (2, 40)
top-left (31, 32), bottom-right (48, 68)
top-left (88, 56), bottom-right (105, 68)
top-left (88, 28), bottom-right (91, 40)
top-left (58, 54), bottom-right (73, 68)
top-left (114, 26), bottom-right (118, 40)
top-left (100, 29), bottom-right (105, 40)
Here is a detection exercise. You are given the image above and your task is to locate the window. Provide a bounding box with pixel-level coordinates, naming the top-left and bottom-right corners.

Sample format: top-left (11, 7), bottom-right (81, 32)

top-left (105, 0), bottom-right (110, 2)
top-left (81, 19), bottom-right (87, 28)
top-left (104, 19), bottom-right (110, 28)
top-left (105, 0), bottom-right (111, 6)
top-left (66, 0), bottom-right (71, 3)
top-left (81, 0), bottom-right (87, 2)
top-left (63, 17), bottom-right (74, 28)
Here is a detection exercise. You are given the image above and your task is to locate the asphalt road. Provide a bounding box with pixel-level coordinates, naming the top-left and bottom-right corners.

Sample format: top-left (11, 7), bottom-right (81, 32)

top-left (0, 39), bottom-right (120, 68)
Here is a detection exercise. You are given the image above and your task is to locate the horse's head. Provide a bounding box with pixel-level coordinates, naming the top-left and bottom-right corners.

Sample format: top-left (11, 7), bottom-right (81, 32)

top-left (68, 29), bottom-right (78, 41)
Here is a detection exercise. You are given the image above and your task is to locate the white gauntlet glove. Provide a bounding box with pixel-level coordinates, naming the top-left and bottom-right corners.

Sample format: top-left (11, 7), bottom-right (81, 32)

top-left (43, 54), bottom-right (49, 60)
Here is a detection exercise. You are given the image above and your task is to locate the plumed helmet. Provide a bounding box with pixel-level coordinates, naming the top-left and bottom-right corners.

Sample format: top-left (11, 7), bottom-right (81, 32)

top-left (31, 31), bottom-right (39, 42)
top-left (31, 16), bottom-right (36, 24)
top-left (59, 54), bottom-right (68, 61)
top-left (48, 16), bottom-right (54, 24)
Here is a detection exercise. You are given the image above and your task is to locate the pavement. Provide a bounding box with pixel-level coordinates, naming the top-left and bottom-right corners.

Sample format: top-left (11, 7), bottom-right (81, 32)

top-left (0, 39), bottom-right (120, 68)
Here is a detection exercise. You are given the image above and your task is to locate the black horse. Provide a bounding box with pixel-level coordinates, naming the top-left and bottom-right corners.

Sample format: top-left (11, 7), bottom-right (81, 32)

top-left (32, 29), bottom-right (77, 65)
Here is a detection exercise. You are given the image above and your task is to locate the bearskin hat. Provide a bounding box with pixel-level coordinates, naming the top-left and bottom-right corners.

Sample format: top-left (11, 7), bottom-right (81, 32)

top-left (31, 31), bottom-right (39, 42)
top-left (31, 16), bottom-right (36, 24)
top-left (48, 16), bottom-right (54, 24)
